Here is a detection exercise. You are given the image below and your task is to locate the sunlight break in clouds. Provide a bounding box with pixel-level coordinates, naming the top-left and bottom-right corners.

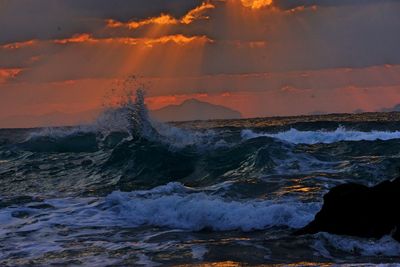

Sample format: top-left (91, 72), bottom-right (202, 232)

top-left (240, 0), bottom-right (273, 9)
top-left (53, 33), bottom-right (212, 47)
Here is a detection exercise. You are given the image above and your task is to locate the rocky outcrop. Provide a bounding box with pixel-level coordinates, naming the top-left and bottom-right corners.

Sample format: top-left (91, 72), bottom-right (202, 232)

top-left (294, 177), bottom-right (400, 242)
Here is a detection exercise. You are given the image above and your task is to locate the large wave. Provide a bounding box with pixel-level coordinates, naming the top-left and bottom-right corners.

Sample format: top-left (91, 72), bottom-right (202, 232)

top-left (20, 89), bottom-right (225, 152)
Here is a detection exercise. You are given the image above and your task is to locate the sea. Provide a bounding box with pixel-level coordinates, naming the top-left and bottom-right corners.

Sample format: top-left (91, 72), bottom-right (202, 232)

top-left (1, 97), bottom-right (400, 266)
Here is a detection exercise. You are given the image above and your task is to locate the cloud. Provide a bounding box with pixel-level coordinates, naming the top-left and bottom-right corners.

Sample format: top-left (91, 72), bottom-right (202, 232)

top-left (106, 15), bottom-right (179, 30)
top-left (0, 68), bottom-right (23, 83)
top-left (195, 0), bottom-right (400, 73)
top-left (52, 33), bottom-right (211, 46)
top-left (2, 0), bottom-right (400, 123)
top-left (106, 2), bottom-right (214, 31)
top-left (1, 40), bottom-right (38, 50)
top-left (240, 0), bottom-right (273, 9)
top-left (3, 0), bottom-right (400, 74)
top-left (273, 0), bottom-right (399, 10)
top-left (0, 0), bottom-right (202, 44)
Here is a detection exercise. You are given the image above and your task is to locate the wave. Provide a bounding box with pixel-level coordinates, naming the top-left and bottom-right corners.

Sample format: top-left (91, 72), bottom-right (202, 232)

top-left (313, 233), bottom-right (400, 257)
top-left (18, 131), bottom-right (99, 153)
top-left (18, 89), bottom-right (227, 153)
top-left (104, 183), bottom-right (320, 231)
top-left (19, 88), bottom-right (400, 153)
top-left (0, 183), bottom-right (320, 233)
top-left (104, 135), bottom-right (287, 191)
top-left (241, 127), bottom-right (400, 144)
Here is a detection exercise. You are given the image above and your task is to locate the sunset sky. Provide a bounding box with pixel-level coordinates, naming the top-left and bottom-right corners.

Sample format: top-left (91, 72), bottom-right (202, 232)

top-left (1, 0), bottom-right (400, 125)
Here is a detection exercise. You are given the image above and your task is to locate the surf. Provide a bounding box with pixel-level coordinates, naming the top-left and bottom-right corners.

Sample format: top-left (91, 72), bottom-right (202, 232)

top-left (241, 127), bottom-right (400, 144)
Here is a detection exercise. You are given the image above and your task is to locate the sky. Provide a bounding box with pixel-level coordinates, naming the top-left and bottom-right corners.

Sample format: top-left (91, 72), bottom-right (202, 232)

top-left (1, 0), bottom-right (400, 125)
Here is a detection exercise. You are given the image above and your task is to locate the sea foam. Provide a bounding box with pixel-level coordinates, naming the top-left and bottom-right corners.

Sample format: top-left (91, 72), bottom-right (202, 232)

top-left (105, 183), bottom-right (320, 231)
top-left (241, 127), bottom-right (400, 145)
top-left (0, 183), bottom-right (319, 233)
top-left (314, 233), bottom-right (400, 257)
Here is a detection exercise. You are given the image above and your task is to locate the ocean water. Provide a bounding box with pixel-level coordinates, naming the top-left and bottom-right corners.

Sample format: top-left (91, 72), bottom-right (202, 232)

top-left (1, 100), bottom-right (400, 265)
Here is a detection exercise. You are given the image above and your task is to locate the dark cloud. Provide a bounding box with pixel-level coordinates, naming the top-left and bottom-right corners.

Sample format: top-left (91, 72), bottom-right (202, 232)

top-left (198, 0), bottom-right (400, 73)
top-left (0, 0), bottom-right (201, 44)
top-left (2, 0), bottom-right (400, 76)
top-left (274, 0), bottom-right (399, 10)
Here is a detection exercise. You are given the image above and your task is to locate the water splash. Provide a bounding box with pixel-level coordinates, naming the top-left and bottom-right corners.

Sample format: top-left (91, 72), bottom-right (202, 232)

top-left (97, 88), bottom-right (224, 149)
top-left (95, 84), bottom-right (160, 141)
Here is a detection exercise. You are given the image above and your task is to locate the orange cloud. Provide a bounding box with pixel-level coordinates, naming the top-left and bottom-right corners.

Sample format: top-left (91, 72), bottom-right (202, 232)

top-left (53, 33), bottom-right (212, 47)
top-left (106, 14), bottom-right (178, 30)
top-left (106, 1), bottom-right (215, 30)
top-left (180, 2), bottom-right (215, 24)
top-left (1, 40), bottom-right (37, 50)
top-left (0, 68), bottom-right (23, 83)
top-left (54, 33), bottom-right (95, 44)
top-left (238, 0), bottom-right (317, 12)
top-left (143, 34), bottom-right (212, 47)
top-left (240, 0), bottom-right (273, 9)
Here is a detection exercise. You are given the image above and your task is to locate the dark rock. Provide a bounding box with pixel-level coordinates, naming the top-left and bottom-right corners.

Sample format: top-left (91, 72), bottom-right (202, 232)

top-left (294, 177), bottom-right (400, 242)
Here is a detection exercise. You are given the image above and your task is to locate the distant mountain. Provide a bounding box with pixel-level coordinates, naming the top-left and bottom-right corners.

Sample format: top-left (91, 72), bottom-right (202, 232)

top-left (150, 99), bottom-right (242, 122)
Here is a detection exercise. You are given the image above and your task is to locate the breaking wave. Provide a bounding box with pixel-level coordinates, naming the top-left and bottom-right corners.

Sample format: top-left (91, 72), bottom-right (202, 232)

top-left (0, 183), bottom-right (320, 233)
top-left (21, 89), bottom-right (225, 152)
top-left (105, 182), bottom-right (320, 231)
top-left (241, 127), bottom-right (400, 145)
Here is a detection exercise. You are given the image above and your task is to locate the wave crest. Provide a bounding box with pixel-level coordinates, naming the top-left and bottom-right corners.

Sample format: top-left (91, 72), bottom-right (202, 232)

top-left (105, 183), bottom-right (320, 231)
top-left (241, 127), bottom-right (400, 144)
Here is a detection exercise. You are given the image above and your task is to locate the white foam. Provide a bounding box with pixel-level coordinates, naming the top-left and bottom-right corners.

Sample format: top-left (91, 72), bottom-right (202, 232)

top-left (105, 183), bottom-right (320, 231)
top-left (316, 233), bottom-right (400, 257)
top-left (136, 254), bottom-right (161, 267)
top-left (241, 127), bottom-right (400, 144)
top-left (154, 122), bottom-right (227, 149)
top-left (191, 245), bottom-right (208, 260)
top-left (0, 184), bottom-right (319, 235)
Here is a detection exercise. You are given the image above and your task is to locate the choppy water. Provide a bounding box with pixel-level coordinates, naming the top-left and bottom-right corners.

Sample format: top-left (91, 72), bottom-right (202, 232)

top-left (1, 100), bottom-right (400, 265)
